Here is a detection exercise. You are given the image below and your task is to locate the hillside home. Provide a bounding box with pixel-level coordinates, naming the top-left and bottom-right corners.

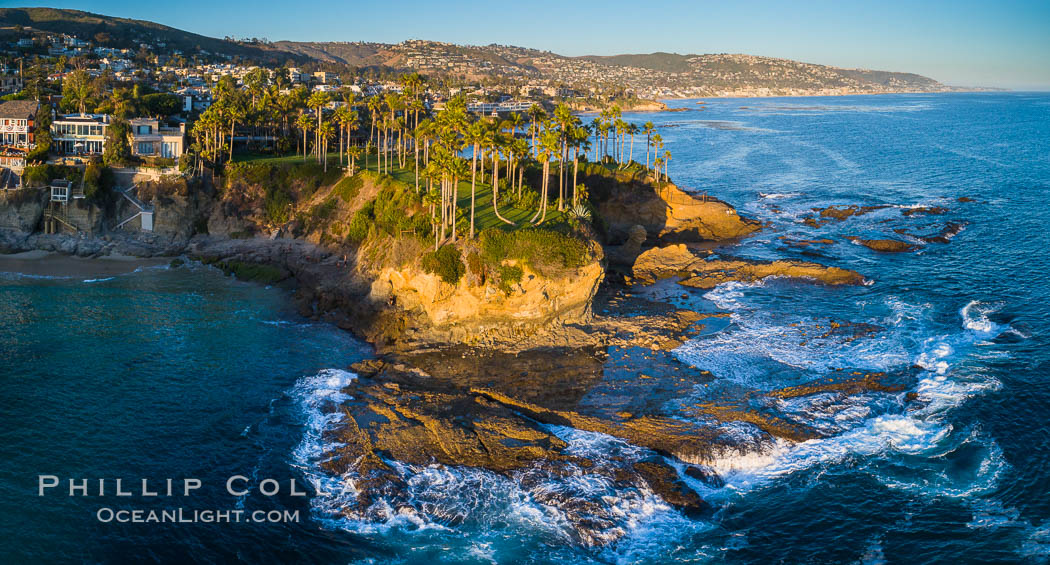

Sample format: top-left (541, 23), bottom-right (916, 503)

top-left (0, 100), bottom-right (39, 149)
top-left (129, 118), bottom-right (185, 158)
top-left (51, 114), bottom-right (109, 155)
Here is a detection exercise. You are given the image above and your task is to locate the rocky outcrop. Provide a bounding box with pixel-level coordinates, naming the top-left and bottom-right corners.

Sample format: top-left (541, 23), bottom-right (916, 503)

top-left (901, 205), bottom-right (948, 217)
top-left (0, 188), bottom-right (47, 232)
top-left (367, 260), bottom-right (604, 349)
top-left (846, 237), bottom-right (919, 253)
top-left (597, 181), bottom-right (761, 243)
top-left (631, 243), bottom-right (865, 288)
top-left (323, 353), bottom-right (722, 544)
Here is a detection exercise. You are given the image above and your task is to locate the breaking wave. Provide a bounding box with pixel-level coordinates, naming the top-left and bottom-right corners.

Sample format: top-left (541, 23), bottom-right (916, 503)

top-left (675, 283), bottom-right (1011, 500)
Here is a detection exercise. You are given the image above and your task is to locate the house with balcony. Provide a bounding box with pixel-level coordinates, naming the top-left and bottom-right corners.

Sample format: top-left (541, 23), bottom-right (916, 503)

top-left (0, 100), bottom-right (38, 149)
top-left (51, 114), bottom-right (109, 155)
top-left (129, 118), bottom-right (185, 159)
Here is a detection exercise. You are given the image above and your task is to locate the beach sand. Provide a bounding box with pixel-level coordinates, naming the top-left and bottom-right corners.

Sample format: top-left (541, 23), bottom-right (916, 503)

top-left (0, 251), bottom-right (170, 278)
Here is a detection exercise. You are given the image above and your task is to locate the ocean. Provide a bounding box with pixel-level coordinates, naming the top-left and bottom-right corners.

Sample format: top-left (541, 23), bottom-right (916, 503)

top-left (1, 92), bottom-right (1048, 563)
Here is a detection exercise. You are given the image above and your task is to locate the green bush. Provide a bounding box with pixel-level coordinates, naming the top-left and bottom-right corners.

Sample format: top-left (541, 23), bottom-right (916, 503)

top-left (214, 260), bottom-right (288, 284)
top-left (478, 228), bottom-right (590, 277)
top-left (332, 174), bottom-right (363, 202)
top-left (466, 250), bottom-right (484, 278)
top-left (421, 245), bottom-right (465, 285)
top-left (82, 163), bottom-right (114, 200)
top-left (346, 209), bottom-right (371, 243)
top-left (497, 264), bottom-right (523, 294)
top-left (263, 185), bottom-right (293, 225)
top-left (22, 164), bottom-right (81, 187)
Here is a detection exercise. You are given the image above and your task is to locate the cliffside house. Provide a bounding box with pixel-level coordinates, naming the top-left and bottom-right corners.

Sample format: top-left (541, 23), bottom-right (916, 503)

top-left (52, 114), bottom-right (109, 155)
top-left (129, 118), bottom-right (185, 159)
top-left (0, 99), bottom-right (38, 149)
top-left (0, 70), bottom-right (23, 96)
top-left (51, 114), bottom-right (186, 159)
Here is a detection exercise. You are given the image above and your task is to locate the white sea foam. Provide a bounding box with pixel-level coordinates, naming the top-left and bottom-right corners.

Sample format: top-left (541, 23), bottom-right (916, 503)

top-left (676, 283), bottom-right (1012, 500)
top-left (82, 276), bottom-right (115, 283)
top-left (290, 373), bottom-right (708, 547)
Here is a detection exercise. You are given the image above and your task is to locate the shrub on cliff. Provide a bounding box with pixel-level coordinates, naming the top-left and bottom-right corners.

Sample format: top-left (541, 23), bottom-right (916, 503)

top-left (479, 228), bottom-right (591, 278)
top-left (342, 177), bottom-right (431, 245)
top-left (82, 163), bottom-right (114, 201)
top-left (22, 164), bottom-right (81, 187)
top-left (497, 264), bottom-right (523, 294)
top-left (421, 245), bottom-right (466, 285)
top-left (225, 161), bottom-right (341, 202)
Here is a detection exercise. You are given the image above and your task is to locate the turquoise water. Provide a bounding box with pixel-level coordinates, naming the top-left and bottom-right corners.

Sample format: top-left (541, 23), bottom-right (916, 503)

top-left (2, 92), bottom-right (1049, 563)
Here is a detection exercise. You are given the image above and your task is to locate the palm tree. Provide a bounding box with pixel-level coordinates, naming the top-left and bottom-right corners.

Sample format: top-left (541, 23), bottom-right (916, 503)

top-left (512, 137), bottom-right (529, 198)
top-left (554, 103), bottom-right (573, 211)
top-left (307, 91), bottom-right (331, 161)
top-left (589, 118), bottom-right (602, 162)
top-left (531, 125), bottom-right (560, 225)
top-left (489, 130), bottom-right (514, 226)
top-left (625, 123), bottom-right (639, 168)
top-left (318, 121), bottom-right (335, 172)
top-left (464, 120), bottom-right (485, 239)
top-left (347, 146), bottom-right (362, 175)
top-left (570, 125), bottom-right (590, 208)
top-left (643, 121), bottom-right (655, 170)
top-left (296, 113), bottom-right (312, 160)
top-left (334, 105), bottom-right (352, 165)
top-left (650, 133), bottom-right (663, 175)
top-left (527, 104), bottom-right (546, 157)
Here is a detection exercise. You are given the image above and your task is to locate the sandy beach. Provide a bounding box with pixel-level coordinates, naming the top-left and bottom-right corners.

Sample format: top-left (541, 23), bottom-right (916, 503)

top-left (0, 250), bottom-right (170, 278)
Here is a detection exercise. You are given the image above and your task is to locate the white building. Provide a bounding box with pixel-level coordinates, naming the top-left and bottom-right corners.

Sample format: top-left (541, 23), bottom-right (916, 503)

top-left (52, 114), bottom-right (109, 155)
top-left (129, 118), bottom-right (185, 159)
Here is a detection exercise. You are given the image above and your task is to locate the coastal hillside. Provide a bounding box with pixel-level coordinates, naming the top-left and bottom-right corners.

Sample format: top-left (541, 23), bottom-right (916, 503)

top-left (0, 8), bottom-right (952, 97)
top-left (273, 40), bottom-right (950, 97)
top-left (0, 7), bottom-right (303, 63)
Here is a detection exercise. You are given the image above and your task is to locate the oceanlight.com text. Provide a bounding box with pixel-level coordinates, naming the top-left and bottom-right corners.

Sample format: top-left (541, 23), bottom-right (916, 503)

top-left (96, 508), bottom-right (300, 524)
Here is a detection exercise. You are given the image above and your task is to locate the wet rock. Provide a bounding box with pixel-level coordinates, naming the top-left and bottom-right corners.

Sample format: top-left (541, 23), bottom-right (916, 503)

top-left (815, 204), bottom-right (889, 221)
top-left (633, 244), bottom-right (865, 288)
top-left (315, 356), bottom-right (738, 545)
top-left (902, 206), bottom-right (948, 217)
top-left (846, 237), bottom-right (919, 253)
top-left (917, 222), bottom-right (967, 244)
top-left (957, 196), bottom-right (975, 203)
top-left (764, 373), bottom-right (907, 399)
top-left (779, 237), bottom-right (836, 248)
top-left (684, 465), bottom-right (726, 489)
top-left (632, 460), bottom-right (707, 515)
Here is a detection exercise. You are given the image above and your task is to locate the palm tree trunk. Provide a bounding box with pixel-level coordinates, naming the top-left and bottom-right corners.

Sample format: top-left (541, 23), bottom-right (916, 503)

top-left (470, 146), bottom-right (477, 239)
top-left (492, 149), bottom-right (513, 225)
top-left (572, 153), bottom-right (579, 208)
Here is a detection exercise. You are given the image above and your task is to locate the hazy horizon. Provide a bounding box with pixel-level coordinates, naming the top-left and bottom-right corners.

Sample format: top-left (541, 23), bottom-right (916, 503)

top-left (5, 1), bottom-right (1050, 90)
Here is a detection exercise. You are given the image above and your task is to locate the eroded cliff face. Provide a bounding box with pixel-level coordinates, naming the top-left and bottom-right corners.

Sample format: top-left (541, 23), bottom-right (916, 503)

top-left (366, 258), bottom-right (605, 349)
top-left (598, 182), bottom-right (762, 243)
top-left (0, 188), bottom-right (47, 232)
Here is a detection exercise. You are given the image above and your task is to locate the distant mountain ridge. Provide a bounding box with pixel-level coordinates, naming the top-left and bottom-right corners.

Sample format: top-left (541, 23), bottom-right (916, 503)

top-left (0, 7), bottom-right (301, 63)
top-left (1, 8), bottom-right (952, 97)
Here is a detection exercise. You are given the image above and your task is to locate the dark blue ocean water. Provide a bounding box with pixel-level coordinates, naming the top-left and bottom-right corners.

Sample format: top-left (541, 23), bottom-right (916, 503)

top-left (1, 93), bottom-right (1049, 563)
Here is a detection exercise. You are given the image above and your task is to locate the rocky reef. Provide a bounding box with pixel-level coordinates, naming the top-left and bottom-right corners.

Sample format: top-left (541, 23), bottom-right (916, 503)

top-left (630, 243), bottom-right (865, 287)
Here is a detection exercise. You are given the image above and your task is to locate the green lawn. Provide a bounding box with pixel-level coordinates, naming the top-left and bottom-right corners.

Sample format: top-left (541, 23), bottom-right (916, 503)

top-left (237, 151), bottom-right (568, 232)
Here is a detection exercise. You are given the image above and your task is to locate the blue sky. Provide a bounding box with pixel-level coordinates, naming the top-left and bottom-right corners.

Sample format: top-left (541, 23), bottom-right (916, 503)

top-left (6, 0), bottom-right (1050, 89)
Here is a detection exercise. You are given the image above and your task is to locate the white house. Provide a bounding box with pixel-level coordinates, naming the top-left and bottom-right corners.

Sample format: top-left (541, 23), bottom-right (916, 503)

top-left (51, 114), bottom-right (109, 155)
top-left (129, 118), bottom-right (185, 159)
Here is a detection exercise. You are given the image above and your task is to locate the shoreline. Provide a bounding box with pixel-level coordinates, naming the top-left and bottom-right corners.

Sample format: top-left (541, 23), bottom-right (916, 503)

top-left (654, 88), bottom-right (1008, 103)
top-left (0, 249), bottom-right (170, 278)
